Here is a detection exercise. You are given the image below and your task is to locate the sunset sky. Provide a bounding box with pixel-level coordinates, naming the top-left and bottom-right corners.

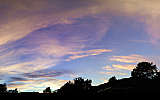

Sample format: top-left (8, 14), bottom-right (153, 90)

top-left (1, 0), bottom-right (160, 92)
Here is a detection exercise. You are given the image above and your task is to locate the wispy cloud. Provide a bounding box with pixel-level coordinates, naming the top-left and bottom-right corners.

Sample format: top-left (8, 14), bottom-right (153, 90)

top-left (100, 71), bottom-right (128, 76)
top-left (7, 69), bottom-right (73, 92)
top-left (112, 64), bottom-right (135, 71)
top-left (101, 64), bottom-right (130, 77)
top-left (23, 70), bottom-right (72, 79)
top-left (110, 54), bottom-right (148, 63)
top-left (103, 64), bottom-right (134, 72)
top-left (109, 54), bottom-right (160, 67)
top-left (9, 77), bottom-right (28, 82)
top-left (8, 78), bottom-right (68, 92)
top-left (66, 49), bottom-right (112, 61)
top-left (0, 58), bottom-right (59, 74)
top-left (0, 0), bottom-right (109, 46)
top-left (97, 0), bottom-right (160, 43)
top-left (102, 65), bottom-right (115, 71)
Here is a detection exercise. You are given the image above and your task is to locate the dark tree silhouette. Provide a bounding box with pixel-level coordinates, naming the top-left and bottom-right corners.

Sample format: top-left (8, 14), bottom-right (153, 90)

top-left (43, 87), bottom-right (51, 93)
top-left (74, 77), bottom-right (92, 89)
top-left (131, 62), bottom-right (158, 79)
top-left (0, 83), bottom-right (7, 93)
top-left (57, 77), bottom-right (92, 96)
top-left (156, 71), bottom-right (160, 79)
top-left (8, 88), bottom-right (18, 93)
top-left (108, 76), bottom-right (117, 83)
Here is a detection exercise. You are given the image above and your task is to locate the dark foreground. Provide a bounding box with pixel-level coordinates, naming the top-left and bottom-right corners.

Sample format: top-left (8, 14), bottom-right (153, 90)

top-left (1, 79), bottom-right (160, 97)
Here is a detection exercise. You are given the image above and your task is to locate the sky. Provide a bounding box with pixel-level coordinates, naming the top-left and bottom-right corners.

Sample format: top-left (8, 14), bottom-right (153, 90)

top-left (1, 0), bottom-right (160, 92)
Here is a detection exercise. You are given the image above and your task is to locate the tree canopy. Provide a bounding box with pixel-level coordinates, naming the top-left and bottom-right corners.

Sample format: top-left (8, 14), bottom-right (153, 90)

top-left (43, 87), bottom-right (51, 93)
top-left (131, 62), bottom-right (159, 79)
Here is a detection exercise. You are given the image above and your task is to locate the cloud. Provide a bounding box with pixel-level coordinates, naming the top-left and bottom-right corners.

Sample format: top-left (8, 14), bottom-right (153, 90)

top-left (0, 0), bottom-right (109, 46)
top-left (8, 78), bottom-right (68, 92)
top-left (66, 49), bottom-right (112, 61)
top-left (100, 71), bottom-right (128, 76)
top-left (1, 0), bottom-right (160, 46)
top-left (9, 77), bottom-right (28, 82)
top-left (0, 58), bottom-right (59, 74)
top-left (103, 65), bottom-right (115, 71)
top-left (109, 54), bottom-right (160, 67)
top-left (23, 70), bottom-right (72, 79)
top-left (98, 0), bottom-right (160, 43)
top-left (112, 64), bottom-right (135, 71)
top-left (110, 54), bottom-right (148, 63)
top-left (8, 83), bottom-right (26, 88)
top-left (7, 69), bottom-right (73, 92)
top-left (101, 64), bottom-right (131, 77)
